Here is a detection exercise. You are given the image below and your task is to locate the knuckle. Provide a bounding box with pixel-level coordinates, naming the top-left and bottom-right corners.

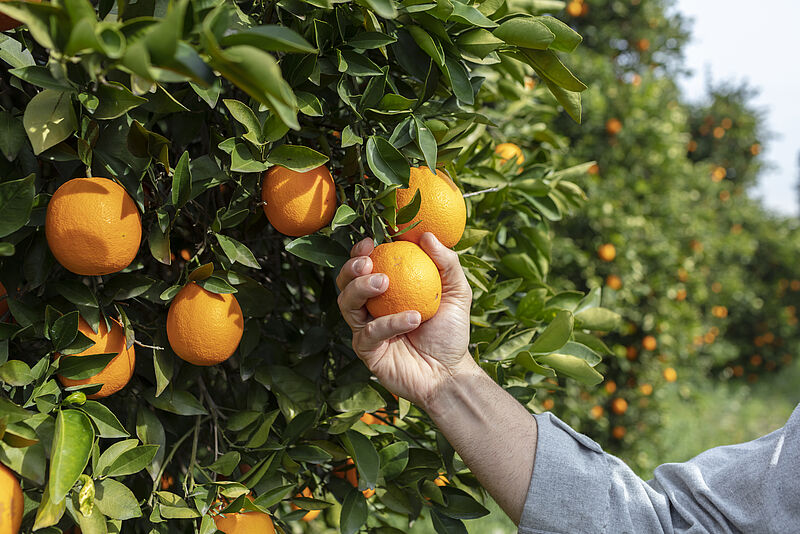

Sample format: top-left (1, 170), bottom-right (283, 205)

top-left (337, 292), bottom-right (345, 308)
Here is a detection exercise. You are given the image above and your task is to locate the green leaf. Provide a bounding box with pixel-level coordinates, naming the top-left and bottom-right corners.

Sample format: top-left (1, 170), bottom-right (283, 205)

top-left (153, 345), bottom-right (173, 397)
top-left (205, 451), bottom-right (241, 476)
top-left (515, 351), bottom-right (557, 377)
top-left (357, 0), bottom-right (397, 19)
top-left (50, 310), bottom-right (79, 351)
top-left (343, 430), bottom-right (380, 489)
top-left (172, 151), bottom-right (192, 208)
top-left (23, 89), bottom-right (78, 155)
top-left (340, 488), bottom-right (368, 534)
top-left (413, 116), bottom-right (437, 171)
top-left (94, 478), bottom-right (142, 520)
top-left (33, 484), bottom-right (66, 530)
top-left (437, 487), bottom-right (490, 519)
top-left (136, 407), bottom-right (166, 482)
top-left (220, 25), bottom-right (318, 54)
top-left (285, 236), bottom-right (349, 268)
top-left (443, 56), bottom-right (474, 105)
top-left (408, 26), bottom-right (444, 67)
top-left (329, 383), bottom-right (386, 413)
top-left (484, 329), bottom-right (534, 361)
top-left (144, 389), bottom-right (208, 416)
top-left (0, 359), bottom-right (33, 387)
top-left (49, 410), bottom-right (94, 503)
top-left (0, 175), bottom-right (35, 237)
top-left (456, 28), bottom-right (504, 59)
top-left (267, 144), bottom-right (329, 172)
top-left (296, 91), bottom-right (324, 117)
top-left (349, 32), bottom-right (397, 49)
top-left (78, 400), bottom-right (129, 439)
top-left (216, 234), bottom-right (260, 269)
top-left (223, 99), bottom-right (265, 145)
top-left (530, 310), bottom-right (573, 353)
top-left (494, 17), bottom-right (554, 49)
top-left (366, 136), bottom-right (411, 186)
top-left (449, 1), bottom-right (498, 28)
top-left (331, 204), bottom-right (358, 231)
top-left (574, 307), bottom-right (622, 331)
top-left (522, 49), bottom-right (587, 92)
top-left (105, 444), bottom-right (160, 477)
top-left (95, 440), bottom-right (137, 478)
top-left (341, 125), bottom-right (362, 147)
top-left (536, 16), bottom-right (582, 53)
top-left (395, 189), bottom-right (422, 225)
top-left (536, 353), bottom-right (603, 385)
top-left (92, 82), bottom-right (148, 120)
top-left (0, 111), bottom-right (26, 161)
top-left (57, 352), bottom-right (118, 381)
top-left (199, 276), bottom-right (238, 294)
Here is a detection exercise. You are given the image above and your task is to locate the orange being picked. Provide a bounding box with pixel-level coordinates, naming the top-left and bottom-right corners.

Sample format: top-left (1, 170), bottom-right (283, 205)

top-left (366, 241), bottom-right (441, 323)
top-left (212, 500), bottom-right (276, 534)
top-left (495, 143), bottom-right (525, 166)
top-left (166, 282), bottom-right (244, 366)
top-left (45, 177), bottom-right (142, 276)
top-left (57, 317), bottom-right (135, 399)
top-left (392, 166), bottom-right (466, 248)
top-left (261, 165), bottom-right (337, 236)
top-left (290, 487), bottom-right (321, 521)
top-left (0, 0), bottom-right (41, 32)
top-left (333, 459), bottom-right (375, 498)
top-left (0, 463), bottom-right (23, 534)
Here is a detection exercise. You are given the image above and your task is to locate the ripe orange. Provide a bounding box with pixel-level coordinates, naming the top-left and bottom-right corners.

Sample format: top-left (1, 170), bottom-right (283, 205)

top-left (612, 425), bottom-right (627, 439)
top-left (166, 282), bottom-right (244, 366)
top-left (261, 165), bottom-right (337, 236)
top-left (675, 289), bottom-right (687, 301)
top-left (605, 118), bottom-right (622, 136)
top-left (625, 346), bottom-right (638, 361)
top-left (636, 38), bottom-right (650, 51)
top-left (541, 398), bottom-right (554, 411)
top-left (566, 0), bottom-right (582, 17)
top-left (610, 397), bottom-right (628, 415)
top-left (588, 163), bottom-right (600, 175)
top-left (0, 281), bottom-right (7, 317)
top-left (179, 249), bottom-right (191, 261)
top-left (495, 143), bottom-right (525, 166)
top-left (642, 335), bottom-right (657, 351)
top-left (366, 241), bottom-right (442, 323)
top-left (334, 459), bottom-right (375, 498)
top-left (639, 383), bottom-right (653, 396)
top-left (290, 487), bottom-right (321, 521)
top-left (597, 243), bottom-right (616, 262)
top-left (0, 0), bottom-right (41, 32)
top-left (434, 474), bottom-right (449, 487)
top-left (57, 317), bottom-right (135, 399)
top-left (0, 464), bottom-right (23, 534)
top-left (750, 143), bottom-right (761, 156)
top-left (589, 405), bottom-right (604, 419)
top-left (604, 380), bottom-right (617, 394)
top-left (663, 367), bottom-right (677, 382)
top-left (46, 177), bottom-right (142, 276)
top-left (393, 166), bottom-right (466, 248)
top-left (605, 274), bottom-right (622, 290)
top-left (360, 412), bottom-right (387, 426)
top-left (212, 501), bottom-right (275, 534)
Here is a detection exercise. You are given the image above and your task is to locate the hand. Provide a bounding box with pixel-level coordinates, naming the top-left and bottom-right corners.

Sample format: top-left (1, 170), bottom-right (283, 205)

top-left (336, 232), bottom-right (474, 410)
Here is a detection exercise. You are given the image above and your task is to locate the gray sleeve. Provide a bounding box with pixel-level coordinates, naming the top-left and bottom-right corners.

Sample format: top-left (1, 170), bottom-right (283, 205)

top-left (518, 404), bottom-right (799, 534)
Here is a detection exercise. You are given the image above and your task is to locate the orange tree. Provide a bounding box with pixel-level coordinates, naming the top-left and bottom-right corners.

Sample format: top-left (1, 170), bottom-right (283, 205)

top-left (0, 0), bottom-right (621, 532)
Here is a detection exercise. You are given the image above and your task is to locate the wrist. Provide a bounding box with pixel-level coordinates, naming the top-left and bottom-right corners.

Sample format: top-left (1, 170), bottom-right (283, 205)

top-left (422, 353), bottom-right (485, 419)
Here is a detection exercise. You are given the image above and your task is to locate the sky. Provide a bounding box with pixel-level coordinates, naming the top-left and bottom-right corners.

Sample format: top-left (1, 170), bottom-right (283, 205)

top-left (673, 0), bottom-right (800, 216)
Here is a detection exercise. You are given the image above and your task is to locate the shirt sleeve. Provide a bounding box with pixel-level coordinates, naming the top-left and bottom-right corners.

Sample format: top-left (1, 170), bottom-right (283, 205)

top-left (518, 404), bottom-right (800, 534)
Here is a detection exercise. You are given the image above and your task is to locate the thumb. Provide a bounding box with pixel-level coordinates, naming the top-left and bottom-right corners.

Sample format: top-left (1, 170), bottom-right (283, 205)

top-left (418, 232), bottom-right (472, 303)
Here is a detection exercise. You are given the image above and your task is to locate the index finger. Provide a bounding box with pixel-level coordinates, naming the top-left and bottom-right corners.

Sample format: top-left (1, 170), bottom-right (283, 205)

top-left (351, 237), bottom-right (374, 258)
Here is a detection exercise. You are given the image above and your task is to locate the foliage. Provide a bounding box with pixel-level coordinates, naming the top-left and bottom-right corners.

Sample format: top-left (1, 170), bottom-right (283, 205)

top-left (0, 0), bottom-right (623, 532)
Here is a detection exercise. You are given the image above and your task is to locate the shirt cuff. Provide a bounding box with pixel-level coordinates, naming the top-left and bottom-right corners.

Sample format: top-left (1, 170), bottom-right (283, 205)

top-left (518, 412), bottom-right (611, 534)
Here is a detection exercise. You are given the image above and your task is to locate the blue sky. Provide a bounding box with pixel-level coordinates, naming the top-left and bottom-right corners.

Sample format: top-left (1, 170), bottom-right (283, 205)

top-left (674, 0), bottom-right (800, 216)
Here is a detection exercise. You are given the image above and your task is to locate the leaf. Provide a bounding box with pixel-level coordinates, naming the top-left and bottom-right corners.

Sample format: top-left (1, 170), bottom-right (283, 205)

top-left (341, 125), bottom-right (362, 148)
top-left (50, 310), bottom-right (79, 351)
top-left (205, 451), bottom-right (241, 476)
top-left (340, 488), bottom-right (368, 534)
top-left (521, 49), bottom-right (587, 92)
top-left (0, 175), bottom-right (35, 237)
top-left (172, 151), bottom-right (192, 208)
top-left (329, 383), bottom-right (386, 413)
top-left (0, 112), bottom-right (26, 161)
top-left (536, 16), bottom-right (583, 53)
top-left (515, 351), bottom-right (557, 377)
top-left (349, 32), bottom-right (397, 49)
top-left (94, 478), bottom-right (142, 520)
top-left (23, 89), bottom-right (78, 155)
top-left (357, 0), bottom-right (397, 19)
top-left (408, 26), bottom-right (444, 67)
top-left (95, 439), bottom-right (138, 477)
top-left (105, 444), bottom-right (160, 477)
top-left (78, 400), bottom-right (129, 438)
top-left (449, 1), bottom-right (498, 28)
top-left (153, 345), bottom-right (173, 397)
top-left (92, 82), bottom-right (148, 120)
top-left (413, 116), bottom-right (437, 171)
top-left (536, 353), bottom-right (603, 385)
top-left (437, 487), bottom-right (490, 519)
top-left (331, 205), bottom-right (358, 231)
top-left (395, 189), bottom-right (422, 225)
top-left (285, 236), bottom-right (349, 268)
top-left (366, 136), bottom-right (411, 186)
top-left (343, 430), bottom-right (380, 489)
top-left (574, 307), bottom-right (622, 331)
top-left (0, 359), bottom-right (33, 387)
top-left (188, 262), bottom-right (214, 282)
top-left (220, 25), bottom-right (318, 54)
top-left (530, 310), bottom-right (573, 353)
top-left (199, 276), bottom-right (237, 295)
top-left (494, 17), bottom-right (554, 49)
top-left (267, 144), bottom-right (329, 172)
top-left (216, 234), bottom-right (260, 269)
top-left (49, 410), bottom-right (94, 503)
top-left (144, 389), bottom-right (208, 416)
top-left (443, 56), bottom-right (474, 105)
top-left (136, 407), bottom-right (166, 482)
top-left (33, 484), bottom-right (66, 530)
top-left (223, 99), bottom-right (264, 145)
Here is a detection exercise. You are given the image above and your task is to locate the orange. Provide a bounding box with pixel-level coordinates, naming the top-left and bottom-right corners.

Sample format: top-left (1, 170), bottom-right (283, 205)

top-left (663, 367), bottom-right (677, 382)
top-left (0, 463), bottom-right (23, 534)
top-left (541, 398), bottom-right (554, 411)
top-left (360, 412), bottom-right (387, 426)
top-left (566, 0), bottom-right (582, 17)
top-left (642, 335), bottom-right (657, 351)
top-left (495, 143), bottom-right (525, 166)
top-left (604, 380), bottom-right (617, 394)
top-left (636, 38), bottom-right (650, 52)
top-left (179, 249), bottom-right (191, 261)
top-left (605, 274), bottom-right (622, 290)
top-left (597, 243), bottom-right (616, 262)
top-left (45, 177), bottom-right (142, 276)
top-left (167, 282), bottom-right (244, 366)
top-left (588, 163), bottom-right (600, 175)
top-left (261, 165), bottom-right (336, 236)
top-left (589, 405), bottom-right (604, 419)
top-left (605, 118), bottom-right (622, 136)
top-left (675, 289), bottom-right (687, 301)
top-left (334, 459), bottom-right (375, 498)
top-left (610, 397), bottom-right (628, 415)
top-left (393, 166), bottom-right (466, 248)
top-left (57, 318), bottom-right (135, 399)
top-left (366, 241), bottom-right (441, 323)
top-left (0, 0), bottom-right (41, 32)
top-left (612, 425), bottom-right (627, 439)
top-left (639, 383), bottom-right (653, 396)
top-left (290, 487), bottom-right (321, 521)
top-left (212, 502), bottom-right (275, 534)
top-left (434, 474), bottom-right (449, 487)
top-left (625, 346), bottom-right (638, 361)
top-left (0, 281), bottom-right (7, 317)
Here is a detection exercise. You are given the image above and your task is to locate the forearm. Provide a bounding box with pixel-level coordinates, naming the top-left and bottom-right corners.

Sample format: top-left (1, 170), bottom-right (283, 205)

top-left (423, 355), bottom-right (538, 525)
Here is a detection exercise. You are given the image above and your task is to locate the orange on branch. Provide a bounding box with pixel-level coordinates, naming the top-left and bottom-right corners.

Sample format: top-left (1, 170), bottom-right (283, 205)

top-left (605, 274), bottom-right (622, 290)
top-left (45, 177), bottom-right (142, 276)
top-left (261, 165), bottom-right (337, 236)
top-left (605, 118), bottom-right (622, 136)
top-left (610, 397), bottom-right (628, 415)
top-left (612, 425), bottom-right (627, 439)
top-left (642, 335), bottom-right (657, 351)
top-left (0, 464), bottom-right (23, 534)
top-left (212, 500), bottom-right (276, 534)
top-left (57, 318), bottom-right (135, 399)
top-left (366, 241), bottom-right (442, 322)
top-left (495, 143), bottom-right (525, 166)
top-left (167, 282), bottom-right (244, 366)
top-left (393, 166), bottom-right (466, 248)
top-left (334, 459), bottom-right (375, 498)
top-left (663, 367), bottom-right (677, 382)
top-left (290, 487), bottom-right (321, 521)
top-left (597, 243), bottom-right (616, 262)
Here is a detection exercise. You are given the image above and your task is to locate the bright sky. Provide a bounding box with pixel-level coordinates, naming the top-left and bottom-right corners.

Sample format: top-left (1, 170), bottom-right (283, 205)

top-left (674, 0), bottom-right (800, 216)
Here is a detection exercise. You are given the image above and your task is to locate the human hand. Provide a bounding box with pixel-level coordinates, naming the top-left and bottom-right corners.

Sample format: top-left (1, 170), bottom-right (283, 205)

top-left (336, 232), bottom-right (475, 410)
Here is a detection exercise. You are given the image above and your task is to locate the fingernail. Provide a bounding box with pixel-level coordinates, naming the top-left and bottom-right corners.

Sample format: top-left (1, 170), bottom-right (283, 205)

top-left (370, 274), bottom-right (386, 289)
top-left (407, 312), bottom-right (421, 326)
top-left (353, 258), bottom-right (365, 273)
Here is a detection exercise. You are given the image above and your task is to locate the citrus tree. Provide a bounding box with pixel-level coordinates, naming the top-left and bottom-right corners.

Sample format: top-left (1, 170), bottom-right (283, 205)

top-left (0, 0), bottom-right (621, 532)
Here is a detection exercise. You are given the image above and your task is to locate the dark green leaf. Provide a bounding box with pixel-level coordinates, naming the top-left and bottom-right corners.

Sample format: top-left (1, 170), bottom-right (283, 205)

top-left (49, 410), bottom-right (94, 503)
top-left (0, 175), bottom-right (35, 238)
top-left (267, 145), bottom-right (329, 172)
top-left (366, 136), bottom-right (410, 186)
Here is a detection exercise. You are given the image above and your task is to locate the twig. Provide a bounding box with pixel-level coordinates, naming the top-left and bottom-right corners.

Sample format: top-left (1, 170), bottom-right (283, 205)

top-left (148, 422), bottom-right (204, 506)
top-left (463, 187), bottom-right (500, 198)
top-left (186, 416), bottom-right (201, 493)
top-left (134, 340), bottom-right (165, 350)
